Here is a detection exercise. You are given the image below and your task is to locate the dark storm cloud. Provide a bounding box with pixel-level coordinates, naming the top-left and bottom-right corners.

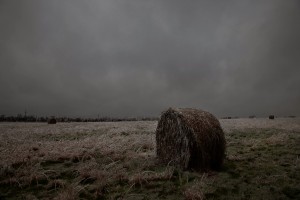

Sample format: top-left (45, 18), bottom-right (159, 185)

top-left (0, 0), bottom-right (300, 117)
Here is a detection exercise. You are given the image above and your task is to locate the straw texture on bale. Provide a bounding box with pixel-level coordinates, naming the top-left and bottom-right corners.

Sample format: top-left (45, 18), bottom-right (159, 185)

top-left (156, 108), bottom-right (226, 171)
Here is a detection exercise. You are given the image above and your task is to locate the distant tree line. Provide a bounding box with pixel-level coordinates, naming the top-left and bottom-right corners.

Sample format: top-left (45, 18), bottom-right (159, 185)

top-left (220, 115), bottom-right (296, 119)
top-left (0, 114), bottom-right (159, 123)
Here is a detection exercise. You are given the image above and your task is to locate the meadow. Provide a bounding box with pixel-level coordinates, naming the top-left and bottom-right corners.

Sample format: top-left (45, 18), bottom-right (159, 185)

top-left (0, 118), bottom-right (299, 199)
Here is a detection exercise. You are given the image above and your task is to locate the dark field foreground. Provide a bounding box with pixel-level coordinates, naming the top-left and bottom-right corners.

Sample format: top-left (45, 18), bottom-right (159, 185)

top-left (0, 118), bottom-right (300, 199)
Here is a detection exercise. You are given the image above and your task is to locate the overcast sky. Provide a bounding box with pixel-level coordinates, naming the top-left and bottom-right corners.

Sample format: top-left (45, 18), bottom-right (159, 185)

top-left (0, 0), bottom-right (299, 118)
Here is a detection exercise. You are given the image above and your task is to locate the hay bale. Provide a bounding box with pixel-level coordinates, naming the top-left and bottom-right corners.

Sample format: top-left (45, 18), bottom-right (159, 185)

top-left (48, 117), bottom-right (57, 124)
top-left (156, 108), bottom-right (226, 171)
top-left (269, 115), bottom-right (275, 120)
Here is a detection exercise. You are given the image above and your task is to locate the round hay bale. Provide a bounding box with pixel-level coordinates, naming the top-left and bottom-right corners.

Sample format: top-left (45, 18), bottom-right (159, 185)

top-left (48, 117), bottom-right (57, 124)
top-left (156, 108), bottom-right (226, 171)
top-left (269, 115), bottom-right (275, 120)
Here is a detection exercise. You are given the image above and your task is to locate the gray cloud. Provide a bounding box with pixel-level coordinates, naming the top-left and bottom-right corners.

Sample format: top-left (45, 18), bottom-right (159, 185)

top-left (0, 0), bottom-right (300, 117)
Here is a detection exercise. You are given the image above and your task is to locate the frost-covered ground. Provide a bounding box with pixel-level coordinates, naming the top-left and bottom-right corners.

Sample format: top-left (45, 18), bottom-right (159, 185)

top-left (220, 117), bottom-right (300, 132)
top-left (0, 121), bottom-right (157, 166)
top-left (0, 118), bottom-right (299, 199)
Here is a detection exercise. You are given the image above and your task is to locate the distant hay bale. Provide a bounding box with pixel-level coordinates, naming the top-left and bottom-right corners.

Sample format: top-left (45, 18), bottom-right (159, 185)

top-left (48, 117), bottom-right (57, 124)
top-left (269, 115), bottom-right (275, 120)
top-left (156, 108), bottom-right (226, 171)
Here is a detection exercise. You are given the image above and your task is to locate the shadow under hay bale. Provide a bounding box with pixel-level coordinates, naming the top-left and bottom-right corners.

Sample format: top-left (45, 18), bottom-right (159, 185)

top-left (156, 108), bottom-right (226, 171)
top-left (269, 115), bottom-right (275, 120)
top-left (48, 117), bottom-right (57, 124)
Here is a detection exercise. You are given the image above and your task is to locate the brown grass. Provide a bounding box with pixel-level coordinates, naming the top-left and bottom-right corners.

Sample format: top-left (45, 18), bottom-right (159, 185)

top-left (1, 118), bottom-right (300, 199)
top-left (183, 174), bottom-right (208, 200)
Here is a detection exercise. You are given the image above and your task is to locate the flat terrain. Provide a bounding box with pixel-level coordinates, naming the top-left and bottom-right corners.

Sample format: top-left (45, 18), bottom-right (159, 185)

top-left (0, 118), bottom-right (300, 199)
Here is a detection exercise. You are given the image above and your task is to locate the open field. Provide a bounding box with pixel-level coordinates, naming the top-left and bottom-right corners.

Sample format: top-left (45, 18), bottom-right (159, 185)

top-left (0, 118), bottom-right (300, 199)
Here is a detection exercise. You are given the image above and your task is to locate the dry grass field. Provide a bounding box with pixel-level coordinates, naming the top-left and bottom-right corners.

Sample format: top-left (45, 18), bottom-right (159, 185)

top-left (0, 118), bottom-right (300, 199)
